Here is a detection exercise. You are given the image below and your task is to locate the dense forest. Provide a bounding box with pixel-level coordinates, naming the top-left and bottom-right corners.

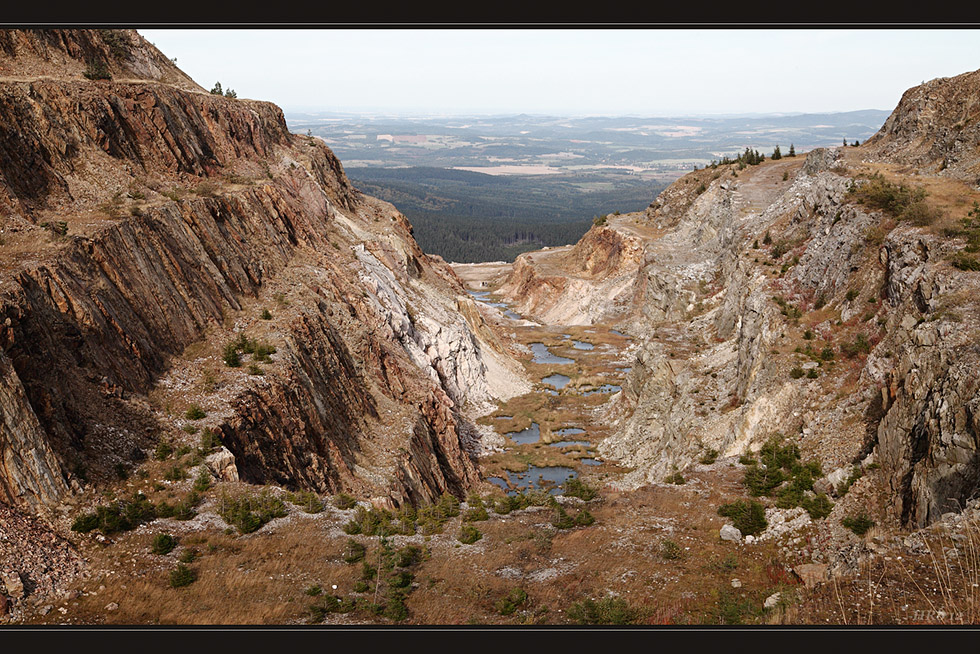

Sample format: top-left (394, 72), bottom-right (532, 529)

top-left (347, 167), bottom-right (667, 262)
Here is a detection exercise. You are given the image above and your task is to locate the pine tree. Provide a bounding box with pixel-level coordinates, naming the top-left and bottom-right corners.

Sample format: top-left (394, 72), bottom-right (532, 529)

top-left (788, 144), bottom-right (796, 157)
top-left (772, 145), bottom-right (782, 160)
top-left (210, 81), bottom-right (223, 95)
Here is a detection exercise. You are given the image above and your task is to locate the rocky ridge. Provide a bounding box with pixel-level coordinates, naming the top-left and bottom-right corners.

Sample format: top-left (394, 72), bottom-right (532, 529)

top-left (0, 29), bottom-right (527, 609)
top-left (502, 70), bottom-right (980, 532)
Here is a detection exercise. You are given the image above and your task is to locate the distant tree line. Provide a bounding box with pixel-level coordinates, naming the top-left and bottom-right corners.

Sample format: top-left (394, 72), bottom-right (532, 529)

top-left (347, 166), bottom-right (666, 263)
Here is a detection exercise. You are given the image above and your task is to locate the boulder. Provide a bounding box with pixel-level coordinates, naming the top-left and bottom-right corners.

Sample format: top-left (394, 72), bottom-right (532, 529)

top-left (205, 447), bottom-right (239, 482)
top-left (720, 524), bottom-right (742, 542)
top-left (764, 592), bottom-right (782, 610)
top-left (794, 563), bottom-right (829, 588)
top-left (1, 571), bottom-right (24, 599)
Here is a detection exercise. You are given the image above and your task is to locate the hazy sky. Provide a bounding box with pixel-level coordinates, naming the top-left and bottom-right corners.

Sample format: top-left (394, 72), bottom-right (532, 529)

top-left (140, 28), bottom-right (980, 116)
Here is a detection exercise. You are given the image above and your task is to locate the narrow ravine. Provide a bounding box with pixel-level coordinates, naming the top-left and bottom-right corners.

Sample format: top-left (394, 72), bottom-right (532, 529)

top-left (459, 269), bottom-right (635, 497)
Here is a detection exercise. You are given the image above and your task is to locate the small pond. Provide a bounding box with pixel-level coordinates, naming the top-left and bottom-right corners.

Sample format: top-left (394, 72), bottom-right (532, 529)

top-left (530, 342), bottom-right (574, 365)
top-left (487, 465), bottom-right (578, 496)
top-left (542, 373), bottom-right (571, 390)
top-left (571, 340), bottom-right (594, 351)
top-left (505, 422), bottom-right (540, 445)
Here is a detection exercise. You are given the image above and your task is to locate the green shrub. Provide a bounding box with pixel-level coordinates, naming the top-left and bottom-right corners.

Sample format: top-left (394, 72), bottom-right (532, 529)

top-left (952, 252), bottom-right (980, 271)
top-left (352, 580), bottom-right (369, 593)
top-left (83, 59), bottom-right (111, 80)
top-left (664, 471), bottom-right (686, 485)
top-left (841, 333), bottom-right (872, 358)
top-left (222, 342), bottom-right (241, 367)
top-left (192, 468), bottom-right (213, 492)
top-left (496, 588), bottom-right (528, 616)
top-left (790, 367), bottom-right (805, 379)
top-left (388, 570), bottom-right (414, 589)
top-left (574, 509), bottom-right (596, 527)
top-left (287, 490), bottom-right (324, 514)
top-left (164, 464), bottom-right (188, 482)
top-left (567, 596), bottom-right (636, 625)
top-left (343, 539), bottom-right (366, 564)
top-left (801, 493), bottom-right (834, 520)
top-left (459, 524), bottom-right (482, 544)
top-left (198, 428), bottom-right (220, 454)
top-left (151, 533), bottom-right (178, 555)
top-left (382, 589), bottom-right (409, 621)
top-left (463, 495), bottom-right (488, 522)
top-left (743, 465), bottom-right (787, 496)
top-left (660, 539), bottom-right (683, 560)
top-left (842, 514), bottom-right (875, 536)
top-left (700, 449), bottom-right (719, 465)
top-left (154, 441), bottom-right (173, 461)
top-left (218, 489), bottom-right (287, 534)
top-left (714, 589), bottom-right (758, 625)
top-left (738, 454), bottom-right (757, 466)
top-left (718, 499), bottom-right (768, 536)
top-left (552, 505), bottom-right (575, 530)
top-left (333, 493), bottom-right (357, 510)
top-left (184, 404), bottom-right (206, 420)
top-left (178, 548), bottom-right (199, 564)
top-left (71, 493), bottom-right (157, 535)
top-left (169, 564), bottom-right (197, 588)
top-left (563, 478), bottom-right (598, 501)
top-left (847, 172), bottom-right (942, 225)
top-left (260, 309), bottom-right (273, 320)
top-left (156, 491), bottom-right (200, 521)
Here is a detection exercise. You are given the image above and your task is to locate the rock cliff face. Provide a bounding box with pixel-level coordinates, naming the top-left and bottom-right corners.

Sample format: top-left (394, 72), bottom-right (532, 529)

top-left (862, 68), bottom-right (980, 184)
top-left (498, 222), bottom-right (646, 326)
top-left (0, 29), bottom-right (525, 517)
top-left (505, 69), bottom-right (980, 528)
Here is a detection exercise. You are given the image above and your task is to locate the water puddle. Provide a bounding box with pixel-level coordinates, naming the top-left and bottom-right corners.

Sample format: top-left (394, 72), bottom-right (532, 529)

top-left (616, 367), bottom-right (632, 373)
top-left (554, 427), bottom-right (585, 436)
top-left (530, 342), bottom-right (574, 365)
top-left (495, 415), bottom-right (513, 420)
top-left (488, 465), bottom-right (577, 496)
top-left (578, 458), bottom-right (602, 466)
top-left (467, 289), bottom-right (512, 310)
top-left (503, 309), bottom-right (522, 320)
top-left (550, 440), bottom-right (591, 448)
top-left (571, 340), bottom-right (594, 351)
top-left (610, 329), bottom-right (626, 337)
top-left (542, 373), bottom-right (571, 390)
top-left (505, 422), bottom-right (540, 445)
top-left (583, 384), bottom-right (621, 396)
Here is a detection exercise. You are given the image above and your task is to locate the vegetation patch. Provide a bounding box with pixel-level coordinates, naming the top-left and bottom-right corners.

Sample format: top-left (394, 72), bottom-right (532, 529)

top-left (842, 514), bottom-right (875, 536)
top-left (151, 533), bottom-right (178, 555)
top-left (71, 492), bottom-right (157, 535)
top-left (847, 172), bottom-right (943, 226)
top-left (567, 596), bottom-right (637, 625)
top-left (217, 489), bottom-right (287, 534)
top-left (718, 499), bottom-right (768, 536)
